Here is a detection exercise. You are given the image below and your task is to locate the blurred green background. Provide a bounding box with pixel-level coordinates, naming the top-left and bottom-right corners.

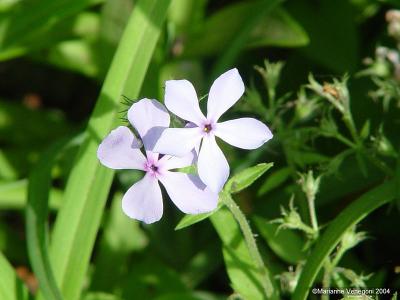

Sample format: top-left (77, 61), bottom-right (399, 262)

top-left (1, 0), bottom-right (400, 299)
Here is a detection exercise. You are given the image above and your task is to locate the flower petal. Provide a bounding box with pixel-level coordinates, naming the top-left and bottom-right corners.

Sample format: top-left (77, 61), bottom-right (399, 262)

top-left (153, 127), bottom-right (202, 157)
top-left (215, 118), bottom-right (273, 149)
top-left (158, 150), bottom-right (196, 171)
top-left (97, 126), bottom-right (146, 170)
top-left (159, 171), bottom-right (218, 214)
top-left (165, 80), bottom-right (206, 125)
top-left (122, 174), bottom-right (163, 224)
top-left (127, 98), bottom-right (170, 149)
top-left (207, 68), bottom-right (245, 122)
top-left (198, 135), bottom-right (229, 192)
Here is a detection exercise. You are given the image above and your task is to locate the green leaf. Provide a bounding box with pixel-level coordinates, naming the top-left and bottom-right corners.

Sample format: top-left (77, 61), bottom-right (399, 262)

top-left (26, 140), bottom-right (72, 300)
top-left (82, 292), bottom-right (122, 300)
top-left (48, 2), bottom-right (171, 300)
top-left (225, 163), bottom-right (273, 194)
top-left (253, 216), bottom-right (305, 264)
top-left (183, 2), bottom-right (306, 59)
top-left (0, 251), bottom-right (29, 300)
top-left (0, 179), bottom-right (62, 210)
top-left (210, 205), bottom-right (278, 300)
top-left (90, 192), bottom-right (148, 291)
top-left (247, 7), bottom-right (309, 48)
top-left (175, 201), bottom-right (223, 230)
top-left (360, 119), bottom-right (370, 140)
top-left (257, 167), bottom-right (291, 196)
top-left (0, 0), bottom-right (102, 60)
top-left (211, 0), bottom-right (282, 77)
top-left (293, 180), bottom-right (396, 300)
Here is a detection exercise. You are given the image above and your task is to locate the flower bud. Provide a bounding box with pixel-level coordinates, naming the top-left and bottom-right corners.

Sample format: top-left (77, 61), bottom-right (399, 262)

top-left (341, 227), bottom-right (367, 251)
top-left (299, 171), bottom-right (321, 202)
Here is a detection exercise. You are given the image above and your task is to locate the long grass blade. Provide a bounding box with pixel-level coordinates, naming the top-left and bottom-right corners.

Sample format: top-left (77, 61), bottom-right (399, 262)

top-left (48, 1), bottom-right (171, 300)
top-left (26, 140), bottom-right (70, 300)
top-left (292, 180), bottom-right (396, 300)
top-left (0, 251), bottom-right (29, 300)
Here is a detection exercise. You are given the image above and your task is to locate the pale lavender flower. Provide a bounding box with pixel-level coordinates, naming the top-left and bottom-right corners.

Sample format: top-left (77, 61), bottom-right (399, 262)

top-left (97, 99), bottom-right (218, 224)
top-left (153, 68), bottom-right (273, 192)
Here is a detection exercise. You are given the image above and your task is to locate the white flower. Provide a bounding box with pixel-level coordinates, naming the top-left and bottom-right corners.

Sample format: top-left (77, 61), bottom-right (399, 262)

top-left (153, 68), bottom-right (273, 192)
top-left (97, 99), bottom-right (218, 224)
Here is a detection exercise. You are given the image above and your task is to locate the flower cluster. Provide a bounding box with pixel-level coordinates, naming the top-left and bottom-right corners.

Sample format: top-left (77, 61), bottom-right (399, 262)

top-left (97, 68), bottom-right (273, 223)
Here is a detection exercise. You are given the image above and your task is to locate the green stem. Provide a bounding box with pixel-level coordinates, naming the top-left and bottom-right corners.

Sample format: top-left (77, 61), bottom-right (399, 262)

top-left (307, 194), bottom-right (319, 236)
top-left (333, 132), bottom-right (356, 148)
top-left (222, 193), bottom-right (274, 295)
top-left (321, 260), bottom-right (332, 300)
top-left (343, 111), bottom-right (394, 177)
top-left (342, 113), bottom-right (359, 144)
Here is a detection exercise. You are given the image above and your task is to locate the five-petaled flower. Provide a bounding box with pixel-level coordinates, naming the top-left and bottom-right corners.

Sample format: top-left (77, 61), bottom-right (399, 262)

top-left (97, 99), bottom-right (218, 224)
top-left (153, 68), bottom-right (273, 192)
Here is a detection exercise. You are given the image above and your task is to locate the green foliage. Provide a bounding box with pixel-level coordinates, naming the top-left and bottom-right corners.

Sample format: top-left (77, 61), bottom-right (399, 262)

top-left (0, 252), bottom-right (29, 300)
top-left (46, 2), bottom-right (171, 300)
top-left (293, 180), bottom-right (397, 300)
top-left (0, 0), bottom-right (102, 60)
top-left (225, 163), bottom-right (273, 194)
top-left (254, 216), bottom-right (305, 264)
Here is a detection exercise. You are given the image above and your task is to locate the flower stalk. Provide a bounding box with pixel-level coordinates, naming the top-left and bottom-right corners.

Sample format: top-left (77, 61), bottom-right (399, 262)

top-left (221, 192), bottom-right (274, 297)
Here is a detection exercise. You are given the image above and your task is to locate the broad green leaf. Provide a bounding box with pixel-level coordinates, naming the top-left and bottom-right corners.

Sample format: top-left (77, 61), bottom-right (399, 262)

top-left (293, 180), bottom-right (396, 300)
top-left (253, 216), bottom-right (305, 264)
top-left (0, 150), bottom-right (17, 180)
top-left (48, 1), bottom-right (171, 300)
top-left (225, 163), bottom-right (273, 194)
top-left (210, 194), bottom-right (278, 300)
top-left (37, 12), bottom-right (101, 78)
top-left (82, 292), bottom-right (122, 300)
top-left (0, 179), bottom-right (62, 210)
top-left (247, 7), bottom-right (309, 48)
top-left (0, 0), bottom-right (102, 60)
top-left (168, 0), bottom-right (207, 35)
top-left (0, 251), bottom-right (29, 300)
top-left (183, 2), bottom-right (306, 59)
top-left (44, 40), bottom-right (100, 78)
top-left (257, 167), bottom-right (291, 196)
top-left (175, 201), bottom-right (223, 230)
top-left (27, 140), bottom-right (71, 300)
top-left (211, 0), bottom-right (282, 77)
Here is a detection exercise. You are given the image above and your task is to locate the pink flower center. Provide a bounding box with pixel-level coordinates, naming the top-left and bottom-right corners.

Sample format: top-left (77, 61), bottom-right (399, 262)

top-left (145, 160), bottom-right (160, 177)
top-left (203, 123), bottom-right (213, 134)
